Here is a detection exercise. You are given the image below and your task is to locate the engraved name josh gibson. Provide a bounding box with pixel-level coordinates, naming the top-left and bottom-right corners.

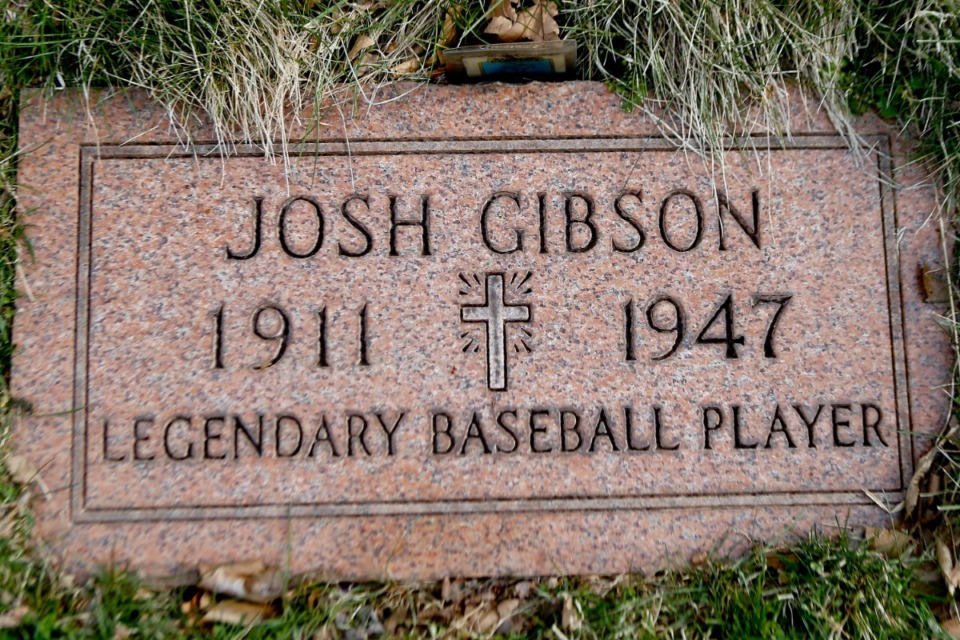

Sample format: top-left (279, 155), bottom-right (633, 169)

top-left (99, 188), bottom-right (892, 462)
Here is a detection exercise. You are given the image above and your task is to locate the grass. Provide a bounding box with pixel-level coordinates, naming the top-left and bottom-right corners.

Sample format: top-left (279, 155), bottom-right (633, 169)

top-left (0, 533), bottom-right (946, 637)
top-left (843, 1), bottom-right (960, 213)
top-left (0, 0), bottom-right (958, 636)
top-left (566, 0), bottom-right (860, 153)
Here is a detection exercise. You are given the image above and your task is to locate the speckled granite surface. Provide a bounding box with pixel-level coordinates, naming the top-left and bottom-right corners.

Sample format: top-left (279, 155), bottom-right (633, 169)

top-left (13, 83), bottom-right (951, 578)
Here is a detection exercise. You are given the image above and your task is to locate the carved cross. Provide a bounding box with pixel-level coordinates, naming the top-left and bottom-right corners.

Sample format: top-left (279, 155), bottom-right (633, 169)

top-left (460, 273), bottom-right (530, 391)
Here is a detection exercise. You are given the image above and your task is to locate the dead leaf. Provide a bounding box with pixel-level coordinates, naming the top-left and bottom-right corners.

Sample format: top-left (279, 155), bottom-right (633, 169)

top-left (943, 617), bottom-right (960, 639)
top-left (930, 470), bottom-right (943, 496)
top-left (951, 563), bottom-right (960, 594)
top-left (201, 600), bottom-right (272, 626)
top-left (905, 443), bottom-right (938, 518)
top-left (476, 608), bottom-right (499, 634)
top-left (690, 551), bottom-right (709, 567)
top-left (441, 577), bottom-right (454, 602)
top-left (497, 598), bottom-right (520, 619)
top-left (514, 580), bottom-right (534, 599)
top-left (313, 625), bottom-right (337, 640)
top-left (920, 262), bottom-right (950, 303)
top-left (426, 8), bottom-right (457, 67)
top-left (936, 536), bottom-right (957, 595)
top-left (437, 604), bottom-right (455, 624)
top-left (390, 58), bottom-right (421, 75)
top-left (441, 9), bottom-right (458, 47)
top-left (0, 605), bottom-right (29, 629)
top-left (6, 455), bottom-right (38, 485)
top-left (385, 608), bottom-right (409, 634)
top-left (198, 561), bottom-right (284, 603)
top-left (484, 0), bottom-right (560, 43)
top-left (0, 511), bottom-right (18, 539)
top-left (358, 52), bottom-right (379, 67)
top-left (487, 0), bottom-right (518, 27)
top-left (348, 35), bottom-right (377, 62)
top-left (485, 15), bottom-right (517, 36)
top-left (59, 573), bottom-right (76, 591)
top-left (357, 1), bottom-right (387, 11)
top-left (561, 595), bottom-right (581, 633)
top-left (487, 0), bottom-right (516, 26)
top-left (867, 528), bottom-right (914, 557)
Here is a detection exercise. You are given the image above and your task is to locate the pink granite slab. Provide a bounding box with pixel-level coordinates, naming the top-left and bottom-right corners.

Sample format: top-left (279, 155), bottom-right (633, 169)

top-left (13, 83), bottom-right (951, 578)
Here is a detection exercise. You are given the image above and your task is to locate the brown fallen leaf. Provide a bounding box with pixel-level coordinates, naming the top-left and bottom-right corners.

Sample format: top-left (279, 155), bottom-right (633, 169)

top-left (431, 10), bottom-right (460, 67)
top-left (201, 600), bottom-right (273, 626)
top-left (58, 572), bottom-right (77, 591)
top-left (0, 509), bottom-right (19, 540)
top-left (385, 607), bottom-right (409, 634)
top-left (936, 536), bottom-right (958, 595)
top-left (867, 527), bottom-right (914, 557)
top-left (441, 577), bottom-right (455, 602)
top-left (485, 15), bottom-right (516, 37)
top-left (487, 0), bottom-right (518, 27)
top-left (0, 605), bottom-right (30, 629)
top-left (561, 595), bottom-right (581, 633)
top-left (497, 598), bottom-right (520, 619)
top-left (312, 625), bottom-right (336, 640)
top-left (951, 563), bottom-right (960, 596)
top-left (920, 262), bottom-right (950, 303)
top-left (930, 470), bottom-right (943, 499)
top-left (134, 588), bottom-right (154, 601)
top-left (390, 58), bottom-right (421, 75)
top-left (475, 608), bottom-right (500, 634)
top-left (347, 35), bottom-right (377, 62)
top-left (441, 9), bottom-right (458, 47)
top-left (357, 1), bottom-right (387, 11)
top-left (905, 442), bottom-right (938, 519)
top-left (198, 561), bottom-right (284, 603)
top-left (514, 580), bottom-right (534, 599)
top-left (485, 0), bottom-right (560, 43)
top-left (6, 455), bottom-right (38, 485)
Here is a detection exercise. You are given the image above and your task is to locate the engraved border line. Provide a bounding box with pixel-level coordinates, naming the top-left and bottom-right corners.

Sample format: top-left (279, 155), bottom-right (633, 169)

top-left (72, 135), bottom-right (909, 523)
top-left (77, 492), bottom-right (884, 523)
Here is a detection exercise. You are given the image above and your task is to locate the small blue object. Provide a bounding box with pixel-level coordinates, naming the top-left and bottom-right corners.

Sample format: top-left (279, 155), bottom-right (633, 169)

top-left (480, 59), bottom-right (554, 76)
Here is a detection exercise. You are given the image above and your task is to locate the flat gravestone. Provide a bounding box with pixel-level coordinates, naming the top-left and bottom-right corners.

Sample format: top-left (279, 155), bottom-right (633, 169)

top-left (14, 83), bottom-right (951, 578)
